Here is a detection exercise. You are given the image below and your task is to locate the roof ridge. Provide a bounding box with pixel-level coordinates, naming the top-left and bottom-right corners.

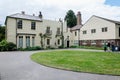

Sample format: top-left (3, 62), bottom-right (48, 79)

top-left (8, 13), bottom-right (19, 16)
top-left (93, 15), bottom-right (120, 24)
top-left (7, 13), bottom-right (42, 21)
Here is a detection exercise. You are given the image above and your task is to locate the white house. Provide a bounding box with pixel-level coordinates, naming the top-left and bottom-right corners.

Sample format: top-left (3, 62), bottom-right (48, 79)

top-left (5, 11), bottom-right (68, 48)
top-left (60, 11), bottom-right (82, 47)
top-left (68, 12), bottom-right (82, 46)
top-left (5, 11), bottom-right (120, 48)
top-left (80, 15), bottom-right (120, 46)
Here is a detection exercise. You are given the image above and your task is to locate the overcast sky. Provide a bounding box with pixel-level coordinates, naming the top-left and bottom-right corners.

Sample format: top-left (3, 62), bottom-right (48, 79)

top-left (0, 0), bottom-right (120, 25)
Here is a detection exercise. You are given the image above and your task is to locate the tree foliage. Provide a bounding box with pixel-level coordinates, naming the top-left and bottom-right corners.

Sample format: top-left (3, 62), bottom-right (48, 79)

top-left (64, 10), bottom-right (77, 28)
top-left (0, 26), bottom-right (5, 42)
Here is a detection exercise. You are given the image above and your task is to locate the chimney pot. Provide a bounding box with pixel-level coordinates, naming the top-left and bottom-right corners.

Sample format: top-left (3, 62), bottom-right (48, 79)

top-left (21, 11), bottom-right (25, 14)
top-left (78, 11), bottom-right (81, 15)
top-left (39, 11), bottom-right (42, 18)
top-left (33, 14), bottom-right (35, 16)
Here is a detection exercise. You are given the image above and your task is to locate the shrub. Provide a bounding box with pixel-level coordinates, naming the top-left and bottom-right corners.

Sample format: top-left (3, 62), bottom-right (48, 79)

top-left (70, 45), bottom-right (78, 48)
top-left (18, 48), bottom-right (24, 51)
top-left (58, 45), bottom-right (64, 49)
top-left (0, 40), bottom-right (8, 51)
top-left (34, 46), bottom-right (42, 50)
top-left (0, 40), bottom-right (16, 51)
top-left (46, 46), bottom-right (55, 49)
top-left (7, 42), bottom-right (17, 51)
top-left (18, 46), bottom-right (42, 51)
top-left (78, 46), bottom-right (103, 50)
top-left (24, 47), bottom-right (32, 51)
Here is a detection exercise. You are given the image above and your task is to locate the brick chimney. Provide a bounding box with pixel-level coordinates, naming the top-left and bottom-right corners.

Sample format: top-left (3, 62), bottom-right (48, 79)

top-left (39, 11), bottom-right (42, 19)
top-left (77, 11), bottom-right (82, 25)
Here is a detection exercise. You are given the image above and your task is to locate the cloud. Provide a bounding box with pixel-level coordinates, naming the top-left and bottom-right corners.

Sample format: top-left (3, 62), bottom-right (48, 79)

top-left (0, 0), bottom-right (120, 25)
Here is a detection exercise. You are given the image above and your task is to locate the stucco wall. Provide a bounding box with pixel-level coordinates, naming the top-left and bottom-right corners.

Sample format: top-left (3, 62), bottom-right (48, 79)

top-left (6, 18), bottom-right (16, 44)
top-left (6, 17), bottom-right (66, 48)
top-left (80, 16), bottom-right (116, 40)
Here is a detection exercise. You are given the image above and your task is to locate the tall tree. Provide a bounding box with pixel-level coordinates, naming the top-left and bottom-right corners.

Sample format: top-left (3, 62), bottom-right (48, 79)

top-left (64, 10), bottom-right (77, 28)
top-left (0, 26), bottom-right (5, 42)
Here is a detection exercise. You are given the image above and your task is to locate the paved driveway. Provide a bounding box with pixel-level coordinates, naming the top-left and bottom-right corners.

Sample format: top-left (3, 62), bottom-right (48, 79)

top-left (0, 50), bottom-right (120, 80)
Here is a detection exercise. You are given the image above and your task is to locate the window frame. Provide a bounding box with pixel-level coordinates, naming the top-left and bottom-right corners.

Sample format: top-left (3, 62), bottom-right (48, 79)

top-left (32, 37), bottom-right (35, 47)
top-left (18, 36), bottom-right (23, 48)
top-left (57, 28), bottom-right (60, 34)
top-left (75, 31), bottom-right (77, 36)
top-left (102, 27), bottom-right (108, 32)
top-left (31, 21), bottom-right (36, 30)
top-left (46, 27), bottom-right (50, 34)
top-left (17, 20), bottom-right (22, 29)
top-left (26, 36), bottom-right (30, 47)
top-left (91, 29), bottom-right (96, 33)
top-left (83, 30), bottom-right (87, 34)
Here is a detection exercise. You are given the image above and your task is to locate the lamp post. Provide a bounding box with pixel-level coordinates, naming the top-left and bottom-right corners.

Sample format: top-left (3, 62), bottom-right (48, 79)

top-left (59, 19), bottom-right (64, 48)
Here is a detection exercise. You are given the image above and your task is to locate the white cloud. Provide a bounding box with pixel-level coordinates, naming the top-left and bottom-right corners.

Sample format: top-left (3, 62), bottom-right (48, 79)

top-left (0, 0), bottom-right (120, 25)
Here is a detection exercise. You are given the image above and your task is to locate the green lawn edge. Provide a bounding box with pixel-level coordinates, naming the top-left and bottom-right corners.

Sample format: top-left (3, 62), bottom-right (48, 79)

top-left (31, 50), bottom-right (120, 76)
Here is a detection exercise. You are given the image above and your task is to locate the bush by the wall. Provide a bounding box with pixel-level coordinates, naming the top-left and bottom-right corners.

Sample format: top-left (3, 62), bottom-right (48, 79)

top-left (70, 46), bottom-right (78, 48)
top-left (58, 45), bottom-right (64, 49)
top-left (0, 40), bottom-right (16, 51)
top-left (46, 46), bottom-right (55, 49)
top-left (78, 46), bottom-right (103, 50)
top-left (7, 42), bottom-right (17, 51)
top-left (18, 46), bottom-right (42, 51)
top-left (34, 46), bottom-right (42, 50)
top-left (0, 40), bottom-right (8, 51)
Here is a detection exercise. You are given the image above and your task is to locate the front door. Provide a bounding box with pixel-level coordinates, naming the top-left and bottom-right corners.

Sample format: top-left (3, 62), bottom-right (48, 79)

top-left (67, 41), bottom-right (69, 48)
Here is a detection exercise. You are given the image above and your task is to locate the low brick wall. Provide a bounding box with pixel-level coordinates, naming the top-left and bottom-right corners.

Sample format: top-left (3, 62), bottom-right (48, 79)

top-left (80, 39), bottom-right (120, 47)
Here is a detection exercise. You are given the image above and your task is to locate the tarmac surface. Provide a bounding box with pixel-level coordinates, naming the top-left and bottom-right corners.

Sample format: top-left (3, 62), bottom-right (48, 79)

top-left (0, 49), bottom-right (120, 80)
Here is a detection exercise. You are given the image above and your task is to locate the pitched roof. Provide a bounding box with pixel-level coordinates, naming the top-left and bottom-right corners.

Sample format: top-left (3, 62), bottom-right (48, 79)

top-left (70, 25), bottom-right (82, 31)
top-left (7, 13), bottom-right (42, 21)
top-left (93, 15), bottom-right (120, 24)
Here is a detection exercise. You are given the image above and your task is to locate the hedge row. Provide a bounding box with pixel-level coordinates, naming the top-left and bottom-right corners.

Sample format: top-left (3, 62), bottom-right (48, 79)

top-left (0, 40), bottom-right (43, 51)
top-left (0, 40), bottom-right (16, 51)
top-left (18, 46), bottom-right (43, 51)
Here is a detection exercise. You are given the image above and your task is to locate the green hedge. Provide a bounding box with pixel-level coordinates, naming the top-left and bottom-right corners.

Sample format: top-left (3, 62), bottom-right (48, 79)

top-left (0, 40), bottom-right (17, 51)
top-left (78, 46), bottom-right (103, 50)
top-left (70, 45), bottom-right (103, 50)
top-left (18, 46), bottom-right (43, 51)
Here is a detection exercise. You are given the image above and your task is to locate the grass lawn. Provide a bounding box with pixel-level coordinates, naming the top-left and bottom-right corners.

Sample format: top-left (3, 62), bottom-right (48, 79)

top-left (31, 50), bottom-right (120, 75)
